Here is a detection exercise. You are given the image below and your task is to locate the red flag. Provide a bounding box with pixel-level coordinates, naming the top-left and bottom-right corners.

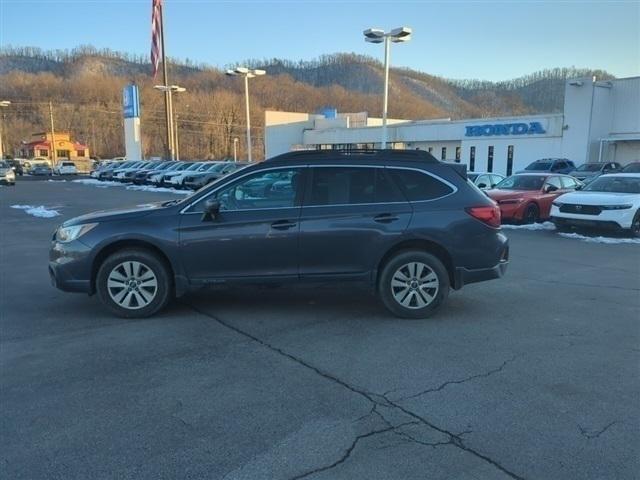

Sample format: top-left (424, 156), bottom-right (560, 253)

top-left (151, 0), bottom-right (162, 77)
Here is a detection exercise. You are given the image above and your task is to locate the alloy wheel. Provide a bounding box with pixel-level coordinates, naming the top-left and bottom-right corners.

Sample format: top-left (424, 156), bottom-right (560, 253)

top-left (107, 261), bottom-right (158, 310)
top-left (391, 262), bottom-right (439, 309)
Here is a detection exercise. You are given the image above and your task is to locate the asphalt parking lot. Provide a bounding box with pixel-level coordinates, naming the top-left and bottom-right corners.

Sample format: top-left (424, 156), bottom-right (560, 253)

top-left (1, 177), bottom-right (639, 480)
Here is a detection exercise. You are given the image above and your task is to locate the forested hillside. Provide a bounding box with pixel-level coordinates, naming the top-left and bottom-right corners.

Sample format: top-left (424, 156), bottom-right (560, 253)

top-left (0, 46), bottom-right (614, 160)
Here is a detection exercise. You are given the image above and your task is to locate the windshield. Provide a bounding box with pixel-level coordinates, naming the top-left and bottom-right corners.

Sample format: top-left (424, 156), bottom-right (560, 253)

top-left (186, 163), bottom-right (203, 171)
top-left (526, 161), bottom-right (552, 171)
top-left (584, 176), bottom-right (640, 194)
top-left (575, 164), bottom-right (603, 172)
top-left (0, 161), bottom-right (8, 168)
top-left (495, 175), bottom-right (546, 191)
top-left (203, 163), bottom-right (222, 172)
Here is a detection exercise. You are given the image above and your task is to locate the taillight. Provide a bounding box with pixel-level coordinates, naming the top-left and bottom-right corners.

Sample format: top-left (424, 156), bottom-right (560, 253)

top-left (466, 205), bottom-right (501, 228)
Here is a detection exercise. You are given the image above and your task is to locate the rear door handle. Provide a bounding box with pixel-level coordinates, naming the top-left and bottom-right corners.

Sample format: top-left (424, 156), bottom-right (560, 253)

top-left (374, 213), bottom-right (399, 223)
top-left (271, 220), bottom-right (297, 230)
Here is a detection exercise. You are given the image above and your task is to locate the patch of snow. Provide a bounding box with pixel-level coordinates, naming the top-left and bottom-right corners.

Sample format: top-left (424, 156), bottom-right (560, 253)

top-left (47, 179), bottom-right (67, 182)
top-left (126, 184), bottom-right (190, 195)
top-left (72, 178), bottom-right (189, 194)
top-left (501, 222), bottom-right (556, 231)
top-left (558, 233), bottom-right (640, 245)
top-left (11, 204), bottom-right (60, 218)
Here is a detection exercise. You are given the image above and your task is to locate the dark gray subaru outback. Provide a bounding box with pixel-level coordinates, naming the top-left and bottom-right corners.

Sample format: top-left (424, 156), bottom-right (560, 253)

top-left (50, 150), bottom-right (508, 319)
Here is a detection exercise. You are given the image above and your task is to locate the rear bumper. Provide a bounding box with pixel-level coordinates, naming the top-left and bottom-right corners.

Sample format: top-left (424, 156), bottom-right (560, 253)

top-left (455, 260), bottom-right (509, 289)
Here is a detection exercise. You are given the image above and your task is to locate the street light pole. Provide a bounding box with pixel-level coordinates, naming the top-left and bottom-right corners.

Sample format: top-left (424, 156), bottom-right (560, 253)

top-left (0, 100), bottom-right (10, 160)
top-left (364, 27), bottom-right (412, 149)
top-left (48, 101), bottom-right (57, 165)
top-left (382, 36), bottom-right (391, 149)
top-left (226, 68), bottom-right (266, 162)
top-left (233, 137), bottom-right (239, 162)
top-left (243, 74), bottom-right (252, 163)
top-left (154, 84), bottom-right (186, 161)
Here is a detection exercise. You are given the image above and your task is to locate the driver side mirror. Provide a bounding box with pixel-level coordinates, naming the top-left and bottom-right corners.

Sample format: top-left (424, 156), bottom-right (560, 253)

top-left (543, 184), bottom-right (558, 193)
top-left (477, 183), bottom-right (487, 189)
top-left (202, 199), bottom-right (220, 222)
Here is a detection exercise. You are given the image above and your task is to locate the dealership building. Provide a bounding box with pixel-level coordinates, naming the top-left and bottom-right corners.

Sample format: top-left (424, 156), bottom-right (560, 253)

top-left (265, 76), bottom-right (639, 175)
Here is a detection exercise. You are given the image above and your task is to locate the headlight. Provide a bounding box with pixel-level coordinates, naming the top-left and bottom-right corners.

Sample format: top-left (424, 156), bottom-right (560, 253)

top-left (55, 223), bottom-right (98, 243)
top-left (552, 201), bottom-right (562, 207)
top-left (601, 204), bottom-right (632, 210)
top-left (498, 198), bottom-right (524, 205)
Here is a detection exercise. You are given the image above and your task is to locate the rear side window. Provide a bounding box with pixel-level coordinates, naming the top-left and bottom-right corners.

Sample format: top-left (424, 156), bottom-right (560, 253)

top-left (387, 168), bottom-right (454, 201)
top-left (306, 167), bottom-right (405, 206)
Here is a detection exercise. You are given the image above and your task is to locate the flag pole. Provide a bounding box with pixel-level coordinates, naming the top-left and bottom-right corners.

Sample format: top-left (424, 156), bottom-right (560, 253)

top-left (159, 3), bottom-right (174, 160)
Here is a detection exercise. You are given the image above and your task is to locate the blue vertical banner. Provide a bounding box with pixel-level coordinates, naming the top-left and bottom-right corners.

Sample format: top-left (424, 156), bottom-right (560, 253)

top-left (123, 85), bottom-right (140, 119)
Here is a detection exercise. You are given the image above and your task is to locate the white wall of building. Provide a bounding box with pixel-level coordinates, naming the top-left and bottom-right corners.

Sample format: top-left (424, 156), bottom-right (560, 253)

top-left (265, 77), bottom-right (640, 167)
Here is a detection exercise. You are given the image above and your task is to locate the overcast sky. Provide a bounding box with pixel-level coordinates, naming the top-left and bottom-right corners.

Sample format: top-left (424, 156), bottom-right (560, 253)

top-left (1, 0), bottom-right (638, 81)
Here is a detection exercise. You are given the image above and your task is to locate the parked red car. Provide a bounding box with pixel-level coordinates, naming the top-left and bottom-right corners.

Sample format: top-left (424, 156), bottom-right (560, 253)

top-left (486, 173), bottom-right (581, 223)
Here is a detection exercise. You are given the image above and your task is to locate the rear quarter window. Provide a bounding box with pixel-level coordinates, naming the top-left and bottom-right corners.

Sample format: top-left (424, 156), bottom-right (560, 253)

top-left (387, 168), bottom-right (454, 201)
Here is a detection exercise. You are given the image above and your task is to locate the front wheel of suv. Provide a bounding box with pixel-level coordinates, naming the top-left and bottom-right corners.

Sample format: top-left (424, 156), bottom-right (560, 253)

top-left (378, 251), bottom-right (450, 319)
top-left (96, 249), bottom-right (172, 318)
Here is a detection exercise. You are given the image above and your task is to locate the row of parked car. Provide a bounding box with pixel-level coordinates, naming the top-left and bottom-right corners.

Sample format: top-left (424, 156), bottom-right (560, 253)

top-left (90, 160), bottom-right (249, 190)
top-left (475, 169), bottom-right (640, 237)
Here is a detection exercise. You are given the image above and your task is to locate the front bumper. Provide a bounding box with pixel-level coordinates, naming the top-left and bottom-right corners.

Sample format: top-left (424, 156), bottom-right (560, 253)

top-left (550, 206), bottom-right (634, 229)
top-left (49, 239), bottom-right (93, 294)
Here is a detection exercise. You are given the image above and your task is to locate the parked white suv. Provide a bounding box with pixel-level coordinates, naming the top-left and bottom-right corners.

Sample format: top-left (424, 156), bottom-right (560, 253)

top-left (54, 161), bottom-right (78, 175)
top-left (551, 173), bottom-right (640, 237)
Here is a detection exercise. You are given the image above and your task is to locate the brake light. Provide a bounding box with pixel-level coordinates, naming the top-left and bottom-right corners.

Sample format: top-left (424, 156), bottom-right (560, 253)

top-left (466, 205), bottom-right (501, 228)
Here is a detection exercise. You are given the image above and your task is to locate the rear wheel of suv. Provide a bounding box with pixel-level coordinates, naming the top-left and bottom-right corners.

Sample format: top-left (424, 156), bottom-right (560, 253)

top-left (96, 249), bottom-right (172, 318)
top-left (378, 251), bottom-right (449, 319)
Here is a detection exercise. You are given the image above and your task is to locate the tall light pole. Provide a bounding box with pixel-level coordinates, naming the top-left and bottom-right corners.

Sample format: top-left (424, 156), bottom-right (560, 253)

top-left (154, 84), bottom-right (186, 160)
top-left (48, 101), bottom-right (57, 165)
top-left (363, 27), bottom-right (412, 149)
top-left (226, 67), bottom-right (266, 162)
top-left (233, 137), bottom-right (239, 162)
top-left (0, 101), bottom-right (10, 159)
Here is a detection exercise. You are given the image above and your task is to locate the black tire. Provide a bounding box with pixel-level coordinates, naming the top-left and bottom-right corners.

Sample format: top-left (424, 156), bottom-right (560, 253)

top-left (378, 250), bottom-right (450, 319)
top-left (96, 248), bottom-right (172, 318)
top-left (522, 203), bottom-right (539, 224)
top-left (631, 210), bottom-right (640, 238)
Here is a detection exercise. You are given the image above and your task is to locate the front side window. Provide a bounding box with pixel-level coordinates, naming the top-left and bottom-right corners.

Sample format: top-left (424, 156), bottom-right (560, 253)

top-left (387, 168), bottom-right (454, 201)
top-left (544, 176), bottom-right (563, 189)
top-left (201, 168), bottom-right (302, 211)
top-left (561, 176), bottom-right (578, 189)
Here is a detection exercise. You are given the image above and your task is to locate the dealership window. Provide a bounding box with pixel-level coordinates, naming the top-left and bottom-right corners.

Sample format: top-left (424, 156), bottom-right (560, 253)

top-left (427, 147), bottom-right (433, 153)
top-left (77, 150), bottom-right (85, 157)
top-left (39, 149), bottom-right (48, 157)
top-left (455, 147), bottom-right (461, 163)
top-left (507, 145), bottom-right (514, 176)
top-left (441, 147), bottom-right (447, 160)
top-left (469, 146), bottom-right (476, 171)
top-left (487, 146), bottom-right (494, 172)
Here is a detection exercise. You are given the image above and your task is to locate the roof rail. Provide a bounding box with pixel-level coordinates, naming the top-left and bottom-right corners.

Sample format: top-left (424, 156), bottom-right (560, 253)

top-left (266, 148), bottom-right (439, 163)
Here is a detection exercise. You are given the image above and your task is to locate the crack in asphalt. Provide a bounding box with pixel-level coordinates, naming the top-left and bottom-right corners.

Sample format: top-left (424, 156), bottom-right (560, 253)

top-left (578, 421), bottom-right (617, 439)
top-left (397, 355), bottom-right (518, 401)
top-left (289, 421), bottom-right (417, 480)
top-left (184, 302), bottom-right (526, 480)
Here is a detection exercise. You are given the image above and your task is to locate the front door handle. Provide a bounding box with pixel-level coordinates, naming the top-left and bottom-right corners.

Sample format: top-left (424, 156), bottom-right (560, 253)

top-left (271, 220), bottom-right (297, 230)
top-left (374, 213), bottom-right (399, 223)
